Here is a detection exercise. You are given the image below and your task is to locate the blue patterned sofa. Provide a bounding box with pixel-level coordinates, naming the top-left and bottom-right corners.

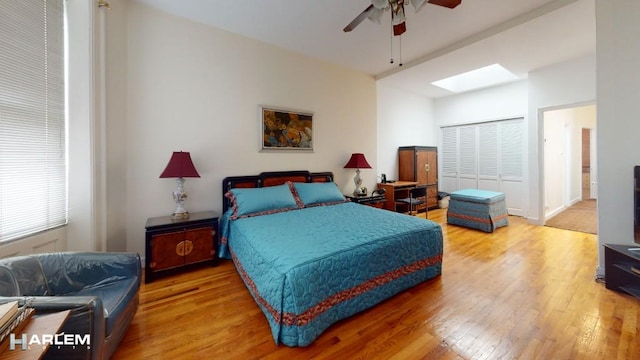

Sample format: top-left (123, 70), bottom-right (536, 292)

top-left (0, 252), bottom-right (141, 360)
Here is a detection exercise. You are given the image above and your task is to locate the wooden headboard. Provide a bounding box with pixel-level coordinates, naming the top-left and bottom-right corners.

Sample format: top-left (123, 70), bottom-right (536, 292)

top-left (221, 170), bottom-right (334, 212)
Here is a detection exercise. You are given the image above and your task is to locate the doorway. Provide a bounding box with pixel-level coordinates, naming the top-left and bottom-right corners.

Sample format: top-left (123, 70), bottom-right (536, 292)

top-left (582, 128), bottom-right (593, 200)
top-left (543, 104), bottom-right (597, 232)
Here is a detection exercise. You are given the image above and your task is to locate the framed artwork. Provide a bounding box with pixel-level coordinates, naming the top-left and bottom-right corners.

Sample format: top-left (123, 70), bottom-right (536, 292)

top-left (260, 105), bottom-right (313, 151)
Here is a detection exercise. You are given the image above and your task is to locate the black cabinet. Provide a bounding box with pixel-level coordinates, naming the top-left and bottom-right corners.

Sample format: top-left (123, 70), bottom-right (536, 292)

top-left (145, 211), bottom-right (219, 283)
top-left (604, 243), bottom-right (640, 299)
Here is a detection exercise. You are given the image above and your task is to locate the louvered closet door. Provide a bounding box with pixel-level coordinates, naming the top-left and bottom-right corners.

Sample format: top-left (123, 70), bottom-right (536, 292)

top-left (440, 118), bottom-right (525, 216)
top-left (497, 119), bottom-right (525, 216)
top-left (458, 126), bottom-right (478, 189)
top-left (441, 127), bottom-right (458, 192)
top-left (478, 123), bottom-right (499, 191)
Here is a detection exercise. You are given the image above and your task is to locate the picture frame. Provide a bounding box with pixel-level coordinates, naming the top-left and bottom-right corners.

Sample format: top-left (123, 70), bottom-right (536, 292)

top-left (260, 105), bottom-right (314, 151)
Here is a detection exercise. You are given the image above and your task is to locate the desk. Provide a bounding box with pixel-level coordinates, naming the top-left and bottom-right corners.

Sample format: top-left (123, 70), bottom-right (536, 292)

top-left (377, 181), bottom-right (419, 212)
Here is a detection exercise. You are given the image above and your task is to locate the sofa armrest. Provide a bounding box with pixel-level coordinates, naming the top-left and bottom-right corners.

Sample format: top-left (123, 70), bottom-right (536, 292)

top-left (38, 252), bottom-right (141, 295)
top-left (0, 296), bottom-right (105, 360)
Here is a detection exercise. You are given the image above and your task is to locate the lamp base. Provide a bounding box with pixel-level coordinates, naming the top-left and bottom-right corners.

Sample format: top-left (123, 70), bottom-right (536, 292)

top-left (352, 168), bottom-right (364, 197)
top-left (171, 211), bottom-right (189, 220)
top-left (170, 177), bottom-right (190, 220)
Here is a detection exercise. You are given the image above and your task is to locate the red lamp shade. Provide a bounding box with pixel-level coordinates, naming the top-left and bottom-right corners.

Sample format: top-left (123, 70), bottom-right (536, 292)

top-left (343, 153), bottom-right (372, 169)
top-left (159, 151), bottom-right (200, 178)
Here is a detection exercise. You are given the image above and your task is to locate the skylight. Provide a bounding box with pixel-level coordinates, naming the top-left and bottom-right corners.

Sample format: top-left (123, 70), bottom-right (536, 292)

top-left (431, 64), bottom-right (519, 93)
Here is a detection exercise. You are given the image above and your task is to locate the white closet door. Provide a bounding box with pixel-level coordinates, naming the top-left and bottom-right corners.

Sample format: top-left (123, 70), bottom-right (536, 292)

top-left (499, 119), bottom-right (525, 216)
top-left (478, 123), bottom-right (499, 191)
top-left (458, 126), bottom-right (478, 189)
top-left (441, 127), bottom-right (458, 193)
top-left (439, 118), bottom-right (525, 216)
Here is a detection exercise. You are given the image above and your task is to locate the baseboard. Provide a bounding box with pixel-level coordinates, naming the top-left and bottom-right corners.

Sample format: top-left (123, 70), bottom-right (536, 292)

top-left (545, 206), bottom-right (565, 220)
top-left (526, 217), bottom-right (542, 226)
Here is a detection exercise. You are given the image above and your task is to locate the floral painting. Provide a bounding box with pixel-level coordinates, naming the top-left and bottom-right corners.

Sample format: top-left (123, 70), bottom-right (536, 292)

top-left (261, 105), bottom-right (313, 150)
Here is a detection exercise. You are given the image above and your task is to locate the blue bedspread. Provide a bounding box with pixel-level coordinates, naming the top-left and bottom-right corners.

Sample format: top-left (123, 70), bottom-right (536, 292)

top-left (219, 202), bottom-right (443, 346)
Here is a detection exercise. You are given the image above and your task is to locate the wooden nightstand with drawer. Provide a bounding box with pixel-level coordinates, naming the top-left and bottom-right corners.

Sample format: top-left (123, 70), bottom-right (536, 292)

top-left (145, 211), bottom-right (219, 283)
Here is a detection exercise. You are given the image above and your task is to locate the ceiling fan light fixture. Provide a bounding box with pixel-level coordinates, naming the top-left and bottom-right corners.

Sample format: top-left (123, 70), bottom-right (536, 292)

top-left (410, 0), bottom-right (428, 12)
top-left (372, 0), bottom-right (390, 10)
top-left (344, 0), bottom-right (461, 38)
top-left (367, 8), bottom-right (385, 24)
top-left (391, 9), bottom-right (406, 26)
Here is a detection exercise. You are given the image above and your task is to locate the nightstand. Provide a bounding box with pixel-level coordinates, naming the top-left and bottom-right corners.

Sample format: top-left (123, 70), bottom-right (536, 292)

top-left (345, 194), bottom-right (386, 208)
top-left (145, 210), bottom-right (219, 283)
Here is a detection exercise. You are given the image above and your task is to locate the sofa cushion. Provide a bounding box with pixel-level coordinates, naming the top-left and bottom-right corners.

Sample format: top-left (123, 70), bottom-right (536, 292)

top-left (38, 252), bottom-right (141, 295)
top-left (74, 277), bottom-right (139, 337)
top-left (0, 256), bottom-right (49, 296)
top-left (0, 267), bottom-right (18, 296)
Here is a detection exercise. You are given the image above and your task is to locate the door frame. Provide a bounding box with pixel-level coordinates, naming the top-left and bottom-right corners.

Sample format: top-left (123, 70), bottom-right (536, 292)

top-left (539, 101), bottom-right (597, 224)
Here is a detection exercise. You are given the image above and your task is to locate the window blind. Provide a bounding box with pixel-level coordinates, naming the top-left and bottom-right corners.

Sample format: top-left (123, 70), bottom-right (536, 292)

top-left (0, 0), bottom-right (67, 242)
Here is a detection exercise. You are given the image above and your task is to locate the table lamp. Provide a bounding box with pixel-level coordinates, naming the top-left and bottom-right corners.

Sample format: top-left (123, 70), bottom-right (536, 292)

top-left (159, 151), bottom-right (200, 219)
top-left (344, 153), bottom-right (372, 196)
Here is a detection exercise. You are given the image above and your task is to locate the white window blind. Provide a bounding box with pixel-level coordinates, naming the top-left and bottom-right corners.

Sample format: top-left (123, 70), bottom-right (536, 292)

top-left (0, 0), bottom-right (67, 242)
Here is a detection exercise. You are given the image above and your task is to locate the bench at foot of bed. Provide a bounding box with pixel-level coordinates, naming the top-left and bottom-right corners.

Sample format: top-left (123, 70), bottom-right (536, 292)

top-left (446, 189), bottom-right (509, 233)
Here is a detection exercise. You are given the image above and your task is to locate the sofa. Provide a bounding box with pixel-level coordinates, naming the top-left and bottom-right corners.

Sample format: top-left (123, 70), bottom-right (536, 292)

top-left (0, 252), bottom-right (141, 360)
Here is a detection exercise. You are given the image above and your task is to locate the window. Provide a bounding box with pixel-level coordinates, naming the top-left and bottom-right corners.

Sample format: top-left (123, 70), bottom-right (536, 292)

top-left (0, 0), bottom-right (67, 242)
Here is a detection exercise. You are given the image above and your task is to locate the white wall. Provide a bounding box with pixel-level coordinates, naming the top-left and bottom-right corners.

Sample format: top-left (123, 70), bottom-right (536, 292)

top-left (434, 80), bottom-right (528, 128)
top-left (596, 1), bottom-right (640, 269)
top-left (376, 84), bottom-right (435, 180)
top-left (105, 0), bottom-right (129, 252)
top-left (543, 110), bottom-right (567, 217)
top-left (66, 0), bottom-right (98, 251)
top-left (527, 54), bottom-right (596, 223)
top-left (116, 2), bottom-right (377, 256)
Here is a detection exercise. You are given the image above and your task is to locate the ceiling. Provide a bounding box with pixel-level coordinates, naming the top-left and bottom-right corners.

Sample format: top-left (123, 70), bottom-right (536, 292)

top-left (133, 0), bottom-right (595, 98)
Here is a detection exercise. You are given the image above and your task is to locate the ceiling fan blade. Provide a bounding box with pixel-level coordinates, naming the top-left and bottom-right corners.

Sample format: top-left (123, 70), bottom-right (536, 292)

top-left (427, 0), bottom-right (462, 9)
top-left (343, 4), bottom-right (375, 32)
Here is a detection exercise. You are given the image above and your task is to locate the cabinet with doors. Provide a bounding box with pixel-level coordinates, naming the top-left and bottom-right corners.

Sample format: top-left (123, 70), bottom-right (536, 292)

top-left (398, 146), bottom-right (439, 210)
top-left (145, 211), bottom-right (219, 283)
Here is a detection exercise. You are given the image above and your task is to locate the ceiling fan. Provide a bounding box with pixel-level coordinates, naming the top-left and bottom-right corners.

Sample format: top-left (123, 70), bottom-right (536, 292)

top-left (344, 0), bottom-right (462, 36)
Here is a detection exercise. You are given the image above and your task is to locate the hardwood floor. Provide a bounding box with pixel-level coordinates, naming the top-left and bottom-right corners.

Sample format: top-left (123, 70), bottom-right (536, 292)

top-left (113, 209), bottom-right (639, 360)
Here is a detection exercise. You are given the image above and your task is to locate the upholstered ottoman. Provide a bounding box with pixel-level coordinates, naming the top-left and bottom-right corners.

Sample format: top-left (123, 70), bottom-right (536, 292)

top-left (446, 189), bottom-right (509, 232)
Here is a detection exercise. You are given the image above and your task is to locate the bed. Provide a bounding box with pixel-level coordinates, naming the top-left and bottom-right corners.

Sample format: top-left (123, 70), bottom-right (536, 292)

top-left (219, 171), bottom-right (443, 347)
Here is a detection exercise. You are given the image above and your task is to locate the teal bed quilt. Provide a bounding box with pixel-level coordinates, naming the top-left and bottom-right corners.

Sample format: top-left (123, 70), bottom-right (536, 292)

top-left (219, 202), bottom-right (443, 347)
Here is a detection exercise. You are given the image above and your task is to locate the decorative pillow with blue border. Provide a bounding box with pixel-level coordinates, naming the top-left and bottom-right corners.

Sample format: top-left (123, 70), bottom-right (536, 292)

top-left (225, 184), bottom-right (299, 219)
top-left (290, 182), bottom-right (346, 207)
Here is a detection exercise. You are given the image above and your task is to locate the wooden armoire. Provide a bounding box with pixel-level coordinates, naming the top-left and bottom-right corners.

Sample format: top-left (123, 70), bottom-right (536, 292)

top-left (398, 146), bottom-right (439, 210)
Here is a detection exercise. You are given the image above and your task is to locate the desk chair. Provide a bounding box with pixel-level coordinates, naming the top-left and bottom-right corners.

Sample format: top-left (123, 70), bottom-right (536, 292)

top-left (395, 185), bottom-right (427, 215)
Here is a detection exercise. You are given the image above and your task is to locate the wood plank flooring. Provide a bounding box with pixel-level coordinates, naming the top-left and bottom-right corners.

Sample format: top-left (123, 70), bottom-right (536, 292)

top-left (113, 209), bottom-right (640, 360)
